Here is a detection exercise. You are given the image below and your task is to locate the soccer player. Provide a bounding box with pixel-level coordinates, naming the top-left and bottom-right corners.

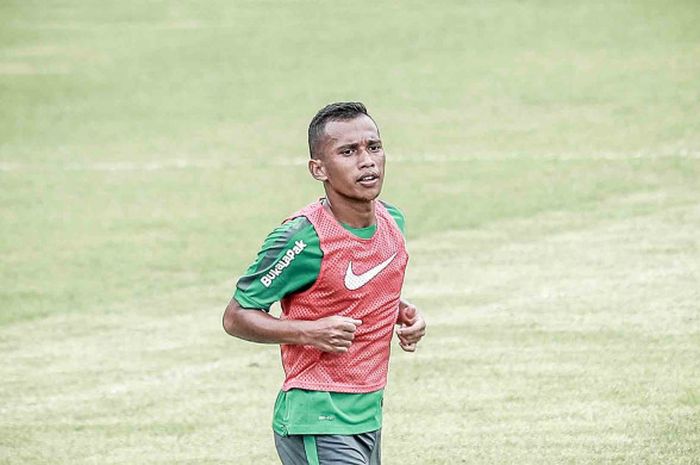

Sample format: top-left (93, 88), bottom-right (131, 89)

top-left (223, 102), bottom-right (426, 465)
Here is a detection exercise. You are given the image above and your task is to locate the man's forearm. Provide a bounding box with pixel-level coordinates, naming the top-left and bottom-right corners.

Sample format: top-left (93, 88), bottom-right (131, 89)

top-left (223, 300), bottom-right (308, 345)
top-left (223, 298), bottom-right (362, 353)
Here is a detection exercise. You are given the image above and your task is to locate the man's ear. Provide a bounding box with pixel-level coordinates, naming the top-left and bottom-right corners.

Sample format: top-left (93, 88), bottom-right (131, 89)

top-left (308, 158), bottom-right (327, 182)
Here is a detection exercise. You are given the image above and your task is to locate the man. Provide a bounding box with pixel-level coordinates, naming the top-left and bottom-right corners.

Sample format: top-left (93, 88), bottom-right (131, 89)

top-left (223, 102), bottom-right (426, 465)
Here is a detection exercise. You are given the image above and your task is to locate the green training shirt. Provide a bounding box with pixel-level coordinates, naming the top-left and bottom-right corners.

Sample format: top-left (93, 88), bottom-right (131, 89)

top-left (233, 201), bottom-right (406, 436)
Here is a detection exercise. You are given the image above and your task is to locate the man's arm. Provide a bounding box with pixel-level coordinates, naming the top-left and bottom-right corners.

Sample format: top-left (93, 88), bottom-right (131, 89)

top-left (222, 298), bottom-right (362, 353)
top-left (224, 216), bottom-right (363, 352)
top-left (395, 298), bottom-right (427, 352)
top-left (382, 203), bottom-right (426, 351)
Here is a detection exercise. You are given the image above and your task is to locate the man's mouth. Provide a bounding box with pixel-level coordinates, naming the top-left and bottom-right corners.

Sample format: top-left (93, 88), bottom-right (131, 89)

top-left (357, 173), bottom-right (380, 184)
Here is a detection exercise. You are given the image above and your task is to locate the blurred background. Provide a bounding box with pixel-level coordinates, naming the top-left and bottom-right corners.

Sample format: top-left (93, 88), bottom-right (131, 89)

top-left (1, 1), bottom-right (698, 464)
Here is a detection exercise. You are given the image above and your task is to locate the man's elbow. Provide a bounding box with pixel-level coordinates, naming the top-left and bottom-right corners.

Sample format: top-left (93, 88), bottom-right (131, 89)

top-left (222, 301), bottom-right (241, 337)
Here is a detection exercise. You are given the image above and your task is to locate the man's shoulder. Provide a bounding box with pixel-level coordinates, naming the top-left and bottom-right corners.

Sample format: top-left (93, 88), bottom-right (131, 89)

top-left (277, 215), bottom-right (315, 236)
top-left (261, 215), bottom-right (319, 256)
top-left (234, 215), bottom-right (321, 309)
top-left (378, 200), bottom-right (406, 235)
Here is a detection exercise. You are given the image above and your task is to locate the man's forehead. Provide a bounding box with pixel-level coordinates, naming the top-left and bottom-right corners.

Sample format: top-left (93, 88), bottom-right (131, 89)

top-left (323, 115), bottom-right (380, 145)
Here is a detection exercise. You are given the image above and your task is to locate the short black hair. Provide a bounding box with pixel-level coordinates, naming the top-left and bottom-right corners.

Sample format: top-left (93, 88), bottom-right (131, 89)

top-left (308, 102), bottom-right (374, 159)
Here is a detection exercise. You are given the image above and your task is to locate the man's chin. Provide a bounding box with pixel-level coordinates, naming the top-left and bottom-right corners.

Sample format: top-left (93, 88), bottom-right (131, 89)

top-left (332, 184), bottom-right (383, 203)
top-left (343, 191), bottom-right (381, 204)
top-left (359, 187), bottom-right (382, 202)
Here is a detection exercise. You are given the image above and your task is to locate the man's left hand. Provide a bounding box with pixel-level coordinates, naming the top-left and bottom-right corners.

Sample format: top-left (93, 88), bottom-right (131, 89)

top-left (396, 300), bottom-right (426, 352)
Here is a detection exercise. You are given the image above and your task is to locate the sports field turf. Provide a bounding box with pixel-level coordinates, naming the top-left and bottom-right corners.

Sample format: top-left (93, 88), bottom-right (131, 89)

top-left (1, 1), bottom-right (699, 464)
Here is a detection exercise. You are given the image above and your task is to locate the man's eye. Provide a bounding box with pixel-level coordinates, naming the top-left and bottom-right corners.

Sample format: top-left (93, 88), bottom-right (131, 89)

top-left (341, 149), bottom-right (353, 156)
top-left (369, 145), bottom-right (382, 151)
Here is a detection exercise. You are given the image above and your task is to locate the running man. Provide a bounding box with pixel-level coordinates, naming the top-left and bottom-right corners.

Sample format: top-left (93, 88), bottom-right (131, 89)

top-left (223, 102), bottom-right (426, 465)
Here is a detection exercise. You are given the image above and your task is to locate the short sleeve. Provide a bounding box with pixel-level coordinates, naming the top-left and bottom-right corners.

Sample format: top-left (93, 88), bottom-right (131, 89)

top-left (233, 216), bottom-right (322, 311)
top-left (380, 200), bottom-right (406, 236)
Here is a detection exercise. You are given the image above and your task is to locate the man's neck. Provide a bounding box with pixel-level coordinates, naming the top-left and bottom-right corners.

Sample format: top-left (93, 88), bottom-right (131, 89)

top-left (323, 193), bottom-right (376, 229)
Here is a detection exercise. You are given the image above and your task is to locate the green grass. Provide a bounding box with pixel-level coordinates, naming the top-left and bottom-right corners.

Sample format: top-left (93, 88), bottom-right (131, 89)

top-left (1, 1), bottom-right (699, 464)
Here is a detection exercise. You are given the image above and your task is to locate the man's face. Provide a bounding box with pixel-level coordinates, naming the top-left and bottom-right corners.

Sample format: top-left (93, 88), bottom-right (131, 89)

top-left (310, 115), bottom-right (385, 203)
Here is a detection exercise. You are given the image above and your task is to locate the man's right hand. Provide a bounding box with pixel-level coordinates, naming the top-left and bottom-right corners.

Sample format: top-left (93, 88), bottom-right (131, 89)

top-left (302, 315), bottom-right (362, 353)
top-left (223, 299), bottom-right (361, 353)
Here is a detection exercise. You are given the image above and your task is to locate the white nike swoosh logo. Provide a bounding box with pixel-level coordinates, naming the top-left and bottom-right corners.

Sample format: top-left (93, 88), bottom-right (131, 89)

top-left (344, 253), bottom-right (397, 291)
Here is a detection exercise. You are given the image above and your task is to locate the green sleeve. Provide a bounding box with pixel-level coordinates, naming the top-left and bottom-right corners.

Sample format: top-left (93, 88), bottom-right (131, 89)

top-left (233, 216), bottom-right (322, 311)
top-left (380, 200), bottom-right (406, 236)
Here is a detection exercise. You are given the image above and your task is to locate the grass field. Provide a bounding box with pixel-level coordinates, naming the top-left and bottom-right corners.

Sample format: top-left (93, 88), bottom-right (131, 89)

top-left (2, 1), bottom-right (699, 464)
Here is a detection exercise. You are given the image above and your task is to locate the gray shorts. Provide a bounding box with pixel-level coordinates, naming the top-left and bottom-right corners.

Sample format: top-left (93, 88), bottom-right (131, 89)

top-left (274, 429), bottom-right (381, 465)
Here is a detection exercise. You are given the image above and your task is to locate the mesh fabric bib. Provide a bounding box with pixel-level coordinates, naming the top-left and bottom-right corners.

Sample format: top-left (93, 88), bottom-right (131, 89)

top-left (279, 200), bottom-right (409, 393)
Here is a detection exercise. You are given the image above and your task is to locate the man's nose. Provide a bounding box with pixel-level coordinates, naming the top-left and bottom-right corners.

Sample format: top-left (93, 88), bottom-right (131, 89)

top-left (358, 147), bottom-right (376, 168)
